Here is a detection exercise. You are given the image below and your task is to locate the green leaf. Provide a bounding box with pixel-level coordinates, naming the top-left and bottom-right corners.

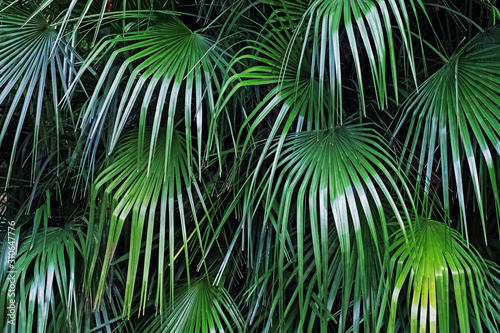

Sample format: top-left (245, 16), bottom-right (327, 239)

top-left (72, 16), bottom-right (229, 178)
top-left (0, 221), bottom-right (85, 332)
top-left (386, 216), bottom-right (500, 333)
top-left (395, 27), bottom-right (500, 243)
top-left (137, 276), bottom-right (244, 333)
top-left (286, 0), bottom-right (421, 116)
top-left (237, 123), bottom-right (413, 332)
top-left (87, 127), bottom-right (210, 318)
top-left (0, 3), bottom-right (81, 187)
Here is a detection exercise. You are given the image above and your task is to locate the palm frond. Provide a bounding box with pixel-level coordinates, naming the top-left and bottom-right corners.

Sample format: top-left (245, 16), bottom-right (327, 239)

top-left (286, 0), bottom-right (422, 116)
top-left (241, 206), bottom-right (344, 332)
top-left (213, 26), bottom-right (333, 200)
top-left (87, 127), bottom-right (210, 318)
top-left (0, 217), bottom-right (85, 332)
top-left (386, 216), bottom-right (500, 333)
top-left (395, 27), bottom-right (500, 243)
top-left (0, 2), bottom-right (81, 187)
top-left (137, 276), bottom-right (244, 333)
top-left (71, 16), bottom-right (229, 176)
top-left (233, 123), bottom-right (413, 332)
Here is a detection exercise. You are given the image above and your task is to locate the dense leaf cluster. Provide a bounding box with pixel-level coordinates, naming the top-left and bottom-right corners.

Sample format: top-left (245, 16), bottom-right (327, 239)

top-left (1, 0), bottom-right (500, 332)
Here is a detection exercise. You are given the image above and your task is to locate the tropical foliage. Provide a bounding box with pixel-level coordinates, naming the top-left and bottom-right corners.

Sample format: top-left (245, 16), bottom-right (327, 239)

top-left (1, 0), bottom-right (500, 332)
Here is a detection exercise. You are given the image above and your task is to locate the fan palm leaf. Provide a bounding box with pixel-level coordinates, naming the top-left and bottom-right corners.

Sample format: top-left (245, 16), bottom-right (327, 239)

top-left (17, 0), bottom-right (163, 48)
top-left (0, 2), bottom-right (82, 187)
top-left (3, 1), bottom-right (500, 332)
top-left (87, 127), bottom-right (211, 318)
top-left (385, 215), bottom-right (500, 333)
top-left (218, 26), bottom-right (329, 139)
top-left (222, 123), bottom-right (414, 332)
top-left (137, 275), bottom-right (244, 333)
top-left (284, 0), bottom-right (422, 116)
top-left (215, 0), bottom-right (420, 218)
top-left (241, 208), bottom-right (345, 332)
top-left (0, 210), bottom-right (85, 332)
top-left (394, 27), bottom-right (500, 243)
top-left (71, 16), bottom-right (229, 176)
top-left (214, 26), bottom-right (332, 208)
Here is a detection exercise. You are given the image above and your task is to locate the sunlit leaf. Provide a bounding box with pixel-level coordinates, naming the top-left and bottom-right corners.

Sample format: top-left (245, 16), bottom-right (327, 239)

top-left (386, 216), bottom-right (500, 333)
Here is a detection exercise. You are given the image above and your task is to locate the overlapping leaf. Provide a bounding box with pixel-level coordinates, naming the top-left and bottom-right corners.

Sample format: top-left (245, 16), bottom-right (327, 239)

top-left (0, 215), bottom-right (85, 332)
top-left (2, 1), bottom-right (500, 332)
top-left (216, 24), bottom-right (331, 156)
top-left (220, 0), bottom-right (421, 131)
top-left (241, 210), bottom-right (344, 332)
top-left (214, 27), bottom-right (333, 207)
